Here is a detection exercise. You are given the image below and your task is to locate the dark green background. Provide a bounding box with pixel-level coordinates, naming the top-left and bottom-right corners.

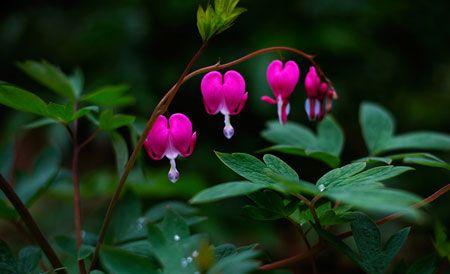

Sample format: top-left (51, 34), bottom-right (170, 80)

top-left (0, 1), bottom-right (449, 273)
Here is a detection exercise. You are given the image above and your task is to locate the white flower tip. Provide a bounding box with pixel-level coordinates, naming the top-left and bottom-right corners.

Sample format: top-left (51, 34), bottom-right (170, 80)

top-left (168, 159), bottom-right (180, 183)
top-left (223, 125), bottom-right (235, 139)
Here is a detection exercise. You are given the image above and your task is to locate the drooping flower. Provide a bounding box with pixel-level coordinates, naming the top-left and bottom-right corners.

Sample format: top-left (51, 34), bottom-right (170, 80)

top-left (261, 60), bottom-right (300, 124)
top-left (304, 66), bottom-right (337, 121)
top-left (201, 70), bottom-right (248, 139)
top-left (144, 113), bottom-right (197, 183)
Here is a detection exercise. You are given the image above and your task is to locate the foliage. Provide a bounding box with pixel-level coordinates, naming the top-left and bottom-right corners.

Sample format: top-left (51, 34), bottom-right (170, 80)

top-left (0, 2), bottom-right (449, 274)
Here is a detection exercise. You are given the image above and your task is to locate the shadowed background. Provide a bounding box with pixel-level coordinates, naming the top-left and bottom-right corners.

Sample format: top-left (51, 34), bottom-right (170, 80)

top-left (0, 0), bottom-right (449, 273)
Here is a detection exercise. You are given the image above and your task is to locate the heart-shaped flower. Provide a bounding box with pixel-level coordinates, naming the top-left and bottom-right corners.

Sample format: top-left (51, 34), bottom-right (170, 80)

top-left (144, 113), bottom-right (197, 183)
top-left (304, 66), bottom-right (337, 121)
top-left (201, 70), bottom-right (248, 139)
top-left (261, 60), bottom-right (300, 124)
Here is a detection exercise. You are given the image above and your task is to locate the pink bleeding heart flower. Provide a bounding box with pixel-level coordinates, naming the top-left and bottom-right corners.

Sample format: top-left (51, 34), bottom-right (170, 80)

top-left (201, 70), bottom-right (248, 139)
top-left (304, 66), bottom-right (337, 121)
top-left (144, 113), bottom-right (197, 183)
top-left (261, 60), bottom-right (300, 124)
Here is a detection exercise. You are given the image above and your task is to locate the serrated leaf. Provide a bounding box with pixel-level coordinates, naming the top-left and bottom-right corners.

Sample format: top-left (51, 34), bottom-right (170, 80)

top-left (190, 181), bottom-right (265, 204)
top-left (261, 117), bottom-right (344, 167)
top-left (0, 83), bottom-right (48, 116)
top-left (17, 60), bottom-right (76, 100)
top-left (81, 85), bottom-right (134, 107)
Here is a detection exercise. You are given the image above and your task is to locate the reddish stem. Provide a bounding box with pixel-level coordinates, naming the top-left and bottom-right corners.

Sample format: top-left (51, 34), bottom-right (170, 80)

top-left (71, 117), bottom-right (87, 274)
top-left (0, 174), bottom-right (66, 273)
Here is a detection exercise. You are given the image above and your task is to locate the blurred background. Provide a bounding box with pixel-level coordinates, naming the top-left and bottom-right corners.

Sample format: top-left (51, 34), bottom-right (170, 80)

top-left (0, 0), bottom-right (449, 273)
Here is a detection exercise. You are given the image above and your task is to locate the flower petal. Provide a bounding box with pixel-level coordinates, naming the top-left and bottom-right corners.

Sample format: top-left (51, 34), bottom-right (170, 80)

top-left (201, 71), bottom-right (223, 115)
top-left (223, 70), bottom-right (246, 114)
top-left (144, 115), bottom-right (169, 160)
top-left (261, 95), bottom-right (277, 105)
top-left (169, 113), bottom-right (194, 155)
top-left (305, 66), bottom-right (320, 98)
top-left (266, 60), bottom-right (299, 99)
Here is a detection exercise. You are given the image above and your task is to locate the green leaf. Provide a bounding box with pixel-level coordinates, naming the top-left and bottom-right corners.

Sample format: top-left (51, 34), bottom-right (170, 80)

top-left (69, 68), bottom-right (84, 98)
top-left (261, 117), bottom-right (344, 167)
top-left (100, 245), bottom-right (158, 274)
top-left (0, 83), bottom-right (48, 116)
top-left (0, 240), bottom-right (18, 274)
top-left (0, 200), bottom-right (17, 220)
top-left (360, 102), bottom-right (395, 155)
top-left (147, 210), bottom-right (199, 273)
top-left (351, 213), bottom-right (410, 274)
top-left (81, 85), bottom-right (134, 107)
top-left (23, 118), bottom-right (58, 130)
top-left (295, 202), bottom-right (351, 226)
top-left (190, 181), bottom-right (265, 204)
top-left (17, 246), bottom-right (41, 274)
top-left (144, 201), bottom-right (199, 223)
top-left (245, 191), bottom-right (294, 221)
top-left (110, 131), bottom-right (129, 176)
top-left (390, 153), bottom-right (450, 170)
top-left (317, 162), bottom-right (413, 191)
top-left (386, 132), bottom-right (450, 153)
top-left (215, 152), bottom-right (274, 186)
top-left (324, 188), bottom-right (421, 219)
top-left (17, 60), bottom-right (76, 100)
top-left (15, 147), bottom-right (61, 207)
top-left (263, 154), bottom-right (299, 182)
top-left (317, 162), bottom-right (367, 188)
top-left (406, 254), bottom-right (438, 274)
top-left (107, 192), bottom-right (143, 244)
top-left (197, 0), bottom-right (245, 41)
top-left (215, 152), bottom-right (319, 195)
top-left (360, 102), bottom-right (450, 155)
top-left (207, 250), bottom-right (259, 274)
top-left (318, 213), bottom-right (410, 274)
top-left (0, 142), bottom-right (14, 183)
top-left (99, 110), bottom-right (135, 131)
top-left (434, 222), bottom-right (450, 260)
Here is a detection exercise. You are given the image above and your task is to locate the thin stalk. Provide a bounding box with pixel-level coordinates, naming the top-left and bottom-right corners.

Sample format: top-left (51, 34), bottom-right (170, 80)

top-left (0, 174), bottom-right (66, 273)
top-left (260, 183), bottom-right (450, 271)
top-left (71, 116), bottom-right (87, 274)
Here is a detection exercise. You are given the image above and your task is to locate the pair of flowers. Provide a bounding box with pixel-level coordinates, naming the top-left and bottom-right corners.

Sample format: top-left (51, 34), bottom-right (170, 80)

top-left (145, 60), bottom-right (336, 182)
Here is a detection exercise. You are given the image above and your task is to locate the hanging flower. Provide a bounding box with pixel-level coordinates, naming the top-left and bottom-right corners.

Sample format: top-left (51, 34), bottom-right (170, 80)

top-left (304, 66), bottom-right (337, 121)
top-left (201, 70), bottom-right (248, 139)
top-left (144, 113), bottom-right (197, 183)
top-left (261, 60), bottom-right (300, 124)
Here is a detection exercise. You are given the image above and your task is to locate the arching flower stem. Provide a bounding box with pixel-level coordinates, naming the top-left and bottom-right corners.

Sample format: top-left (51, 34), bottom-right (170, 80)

top-left (90, 45), bottom-right (331, 270)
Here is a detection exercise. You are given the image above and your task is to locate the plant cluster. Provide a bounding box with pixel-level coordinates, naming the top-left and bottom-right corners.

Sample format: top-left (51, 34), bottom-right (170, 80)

top-left (0, 0), bottom-right (449, 273)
